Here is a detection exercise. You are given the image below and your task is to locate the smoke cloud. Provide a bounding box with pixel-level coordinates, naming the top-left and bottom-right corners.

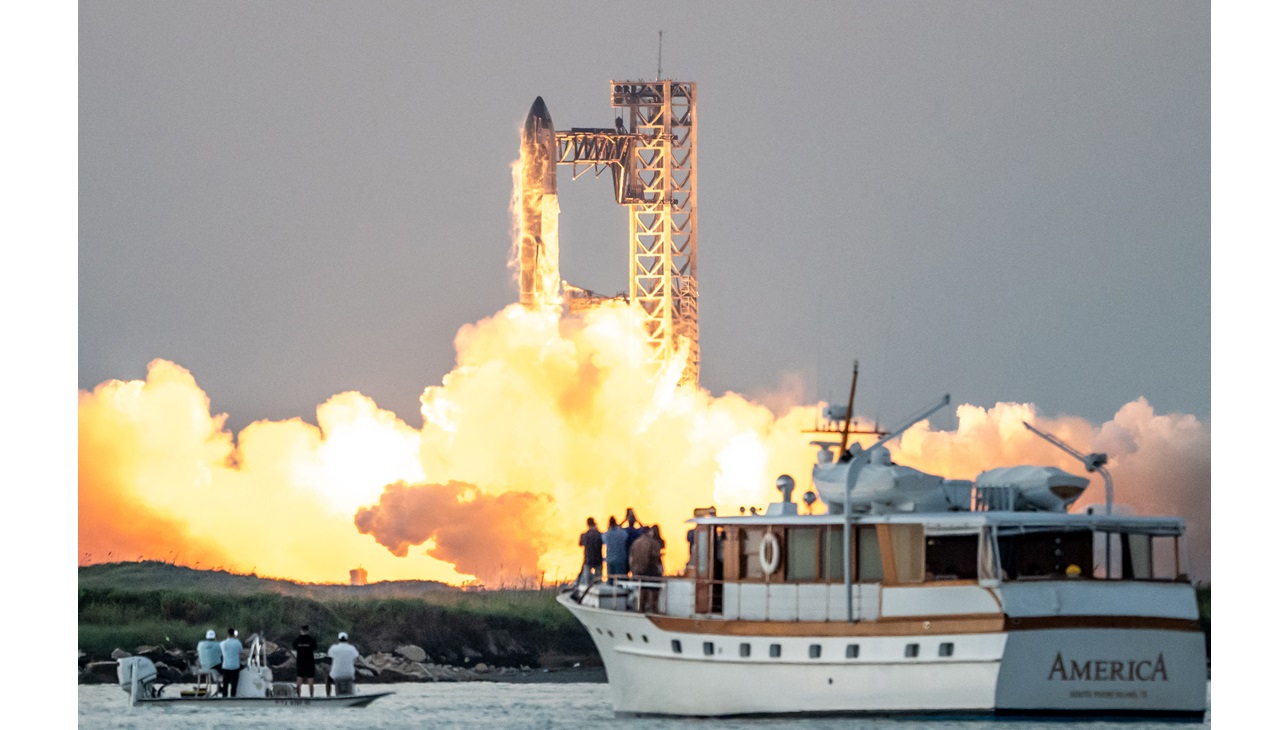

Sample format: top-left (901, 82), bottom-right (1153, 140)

top-left (892, 400), bottom-right (1211, 577)
top-left (354, 481), bottom-right (551, 584)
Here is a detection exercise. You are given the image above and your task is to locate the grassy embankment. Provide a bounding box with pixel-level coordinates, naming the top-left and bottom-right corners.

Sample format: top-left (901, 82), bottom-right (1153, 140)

top-left (79, 563), bottom-right (1212, 665)
top-left (79, 562), bottom-right (596, 667)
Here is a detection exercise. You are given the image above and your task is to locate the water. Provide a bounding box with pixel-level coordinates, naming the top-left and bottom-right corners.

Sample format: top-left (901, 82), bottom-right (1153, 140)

top-left (77, 683), bottom-right (1210, 729)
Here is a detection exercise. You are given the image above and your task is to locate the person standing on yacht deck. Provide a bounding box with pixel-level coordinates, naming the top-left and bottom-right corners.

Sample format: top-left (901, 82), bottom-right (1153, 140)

top-left (578, 517), bottom-right (603, 583)
top-left (326, 631), bottom-right (360, 697)
top-left (629, 526), bottom-right (664, 613)
top-left (602, 516), bottom-right (628, 580)
top-left (292, 624), bottom-right (318, 697)
top-left (218, 628), bottom-right (242, 697)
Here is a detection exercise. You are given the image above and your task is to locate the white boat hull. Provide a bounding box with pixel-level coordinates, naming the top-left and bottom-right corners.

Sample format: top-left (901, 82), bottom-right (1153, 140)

top-left (558, 592), bottom-right (1205, 719)
top-left (134, 691), bottom-right (393, 708)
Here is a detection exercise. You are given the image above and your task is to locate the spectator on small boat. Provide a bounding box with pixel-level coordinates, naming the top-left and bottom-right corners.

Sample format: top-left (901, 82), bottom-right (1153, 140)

top-left (326, 631), bottom-right (360, 697)
top-left (578, 517), bottom-right (604, 583)
top-left (292, 624), bottom-right (318, 697)
top-left (602, 516), bottom-right (629, 580)
top-left (196, 629), bottom-right (222, 685)
top-left (219, 628), bottom-right (242, 697)
top-left (629, 526), bottom-right (665, 613)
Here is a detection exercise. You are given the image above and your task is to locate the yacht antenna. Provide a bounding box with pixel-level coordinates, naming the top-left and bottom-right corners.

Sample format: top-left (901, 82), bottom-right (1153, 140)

top-left (838, 360), bottom-right (860, 453)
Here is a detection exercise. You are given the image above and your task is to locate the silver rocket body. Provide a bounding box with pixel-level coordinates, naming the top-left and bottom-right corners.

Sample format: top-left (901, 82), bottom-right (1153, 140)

top-left (519, 96), bottom-right (557, 307)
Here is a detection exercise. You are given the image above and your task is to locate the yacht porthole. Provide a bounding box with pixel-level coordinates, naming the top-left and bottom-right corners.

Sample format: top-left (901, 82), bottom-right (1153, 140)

top-left (642, 635), bottom-right (649, 643)
top-left (626, 633), bottom-right (632, 641)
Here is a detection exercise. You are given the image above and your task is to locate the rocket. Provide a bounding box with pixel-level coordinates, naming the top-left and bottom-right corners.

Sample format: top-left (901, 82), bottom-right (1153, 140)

top-left (519, 96), bottom-right (558, 308)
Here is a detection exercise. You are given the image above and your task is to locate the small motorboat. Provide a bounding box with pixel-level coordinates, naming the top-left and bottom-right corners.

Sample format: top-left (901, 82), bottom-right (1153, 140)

top-left (117, 635), bottom-right (393, 708)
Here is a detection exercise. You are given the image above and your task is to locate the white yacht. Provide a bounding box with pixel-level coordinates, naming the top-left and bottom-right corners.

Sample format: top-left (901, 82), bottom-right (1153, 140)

top-left (557, 396), bottom-right (1206, 720)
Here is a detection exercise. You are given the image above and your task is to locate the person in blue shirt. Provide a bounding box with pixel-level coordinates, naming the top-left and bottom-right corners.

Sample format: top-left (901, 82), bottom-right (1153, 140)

top-left (219, 628), bottom-right (243, 697)
top-left (602, 516), bottom-right (629, 580)
top-left (196, 629), bottom-right (222, 673)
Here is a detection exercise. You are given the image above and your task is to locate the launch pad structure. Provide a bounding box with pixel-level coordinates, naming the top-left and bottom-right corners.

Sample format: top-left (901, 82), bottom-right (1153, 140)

top-left (556, 80), bottom-right (699, 386)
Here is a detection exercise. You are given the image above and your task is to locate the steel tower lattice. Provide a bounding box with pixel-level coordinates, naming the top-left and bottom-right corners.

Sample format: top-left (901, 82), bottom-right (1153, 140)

top-left (555, 80), bottom-right (699, 386)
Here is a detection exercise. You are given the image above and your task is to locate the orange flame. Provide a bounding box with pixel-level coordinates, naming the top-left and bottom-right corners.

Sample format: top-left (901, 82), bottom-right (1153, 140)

top-left (77, 146), bottom-right (1211, 585)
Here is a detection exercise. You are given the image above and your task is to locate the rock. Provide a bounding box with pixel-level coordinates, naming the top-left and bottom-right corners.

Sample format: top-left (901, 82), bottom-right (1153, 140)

top-left (474, 663), bottom-right (489, 673)
top-left (81, 661), bottom-right (120, 684)
top-left (78, 652), bottom-right (91, 669)
top-left (164, 649), bottom-right (189, 670)
top-left (110, 649), bottom-right (131, 660)
top-left (267, 647), bottom-right (291, 667)
top-left (377, 664), bottom-right (428, 683)
top-left (395, 644), bottom-right (427, 663)
top-left (356, 668), bottom-right (375, 680)
top-left (153, 661), bottom-right (184, 684)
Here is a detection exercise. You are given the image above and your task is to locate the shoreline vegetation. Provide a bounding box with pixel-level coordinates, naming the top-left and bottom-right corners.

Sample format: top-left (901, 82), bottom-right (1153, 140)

top-left (78, 561), bottom-right (600, 685)
top-left (78, 562), bottom-right (1211, 685)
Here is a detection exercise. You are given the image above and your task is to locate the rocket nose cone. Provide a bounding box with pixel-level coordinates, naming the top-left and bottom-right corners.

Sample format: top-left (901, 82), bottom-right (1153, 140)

top-left (529, 96), bottom-right (550, 122)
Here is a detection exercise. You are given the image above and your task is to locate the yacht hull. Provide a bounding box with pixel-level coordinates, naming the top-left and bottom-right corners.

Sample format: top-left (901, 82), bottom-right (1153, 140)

top-left (558, 593), bottom-right (1205, 719)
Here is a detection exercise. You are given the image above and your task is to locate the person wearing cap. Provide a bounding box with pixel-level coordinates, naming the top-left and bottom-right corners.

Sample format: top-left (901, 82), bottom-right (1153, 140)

top-left (219, 628), bottom-right (243, 697)
top-left (325, 631), bottom-right (359, 697)
top-left (196, 629), bottom-right (222, 673)
top-left (292, 624), bottom-right (318, 697)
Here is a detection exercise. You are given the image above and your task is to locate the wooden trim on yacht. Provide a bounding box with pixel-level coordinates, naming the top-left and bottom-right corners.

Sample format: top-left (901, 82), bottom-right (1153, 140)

top-left (647, 613), bottom-right (1005, 637)
top-left (645, 613), bottom-right (1199, 636)
top-left (1004, 615), bottom-right (1201, 632)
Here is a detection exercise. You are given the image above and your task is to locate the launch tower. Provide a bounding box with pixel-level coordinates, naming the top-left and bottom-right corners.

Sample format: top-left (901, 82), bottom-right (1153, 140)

top-left (556, 80), bottom-right (699, 386)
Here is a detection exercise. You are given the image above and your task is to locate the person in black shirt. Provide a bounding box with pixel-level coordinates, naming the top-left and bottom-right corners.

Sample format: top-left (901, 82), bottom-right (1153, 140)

top-left (292, 624), bottom-right (318, 697)
top-left (578, 517), bottom-right (604, 583)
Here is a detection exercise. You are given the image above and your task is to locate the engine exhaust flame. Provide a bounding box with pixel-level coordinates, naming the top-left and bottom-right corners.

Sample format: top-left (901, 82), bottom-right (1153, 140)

top-left (76, 100), bottom-right (1210, 584)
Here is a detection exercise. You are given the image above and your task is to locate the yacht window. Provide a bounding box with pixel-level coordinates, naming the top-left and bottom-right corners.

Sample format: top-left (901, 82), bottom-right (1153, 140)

top-left (742, 528), bottom-right (765, 580)
top-left (925, 535), bottom-right (979, 580)
top-left (1123, 534), bottom-right (1154, 580)
top-left (886, 524), bottom-right (925, 584)
top-left (769, 644), bottom-right (782, 658)
top-left (823, 527), bottom-right (851, 581)
top-left (739, 643), bottom-right (751, 658)
top-left (905, 643), bottom-right (919, 658)
top-left (846, 644), bottom-right (860, 659)
top-left (809, 644), bottom-right (822, 659)
top-left (703, 641), bottom-right (715, 656)
top-left (857, 527), bottom-right (883, 582)
top-left (999, 530), bottom-right (1092, 580)
top-left (671, 640), bottom-right (682, 654)
top-left (939, 642), bottom-right (954, 657)
top-left (787, 528), bottom-right (820, 582)
top-left (695, 528), bottom-right (711, 577)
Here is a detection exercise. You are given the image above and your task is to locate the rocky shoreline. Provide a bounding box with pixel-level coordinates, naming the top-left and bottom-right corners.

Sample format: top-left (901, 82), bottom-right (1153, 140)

top-left (79, 638), bottom-right (605, 686)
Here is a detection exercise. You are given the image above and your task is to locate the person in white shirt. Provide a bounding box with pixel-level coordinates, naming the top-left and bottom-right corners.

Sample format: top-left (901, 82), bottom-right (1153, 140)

top-left (325, 631), bottom-right (360, 697)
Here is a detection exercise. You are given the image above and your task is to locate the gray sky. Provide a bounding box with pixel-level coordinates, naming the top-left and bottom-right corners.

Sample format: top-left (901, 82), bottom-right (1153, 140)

top-left (79, 1), bottom-right (1209, 432)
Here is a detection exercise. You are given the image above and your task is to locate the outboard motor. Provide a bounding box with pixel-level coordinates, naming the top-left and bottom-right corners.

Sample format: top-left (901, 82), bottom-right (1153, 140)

top-left (117, 656), bottom-right (159, 704)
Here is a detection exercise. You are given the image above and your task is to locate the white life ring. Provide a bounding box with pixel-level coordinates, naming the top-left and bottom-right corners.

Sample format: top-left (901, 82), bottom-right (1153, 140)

top-left (759, 532), bottom-right (781, 575)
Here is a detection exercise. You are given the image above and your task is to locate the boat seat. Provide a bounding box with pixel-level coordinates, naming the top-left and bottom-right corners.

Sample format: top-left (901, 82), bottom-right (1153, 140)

top-left (193, 667), bottom-right (220, 697)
